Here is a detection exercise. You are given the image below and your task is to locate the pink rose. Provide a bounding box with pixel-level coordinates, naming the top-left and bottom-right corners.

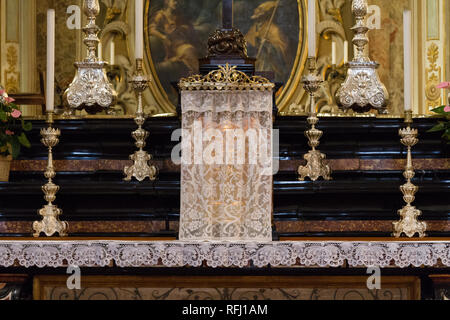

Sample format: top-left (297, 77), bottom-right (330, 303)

top-left (0, 89), bottom-right (4, 96)
top-left (5, 97), bottom-right (15, 103)
top-left (436, 82), bottom-right (450, 89)
top-left (11, 109), bottom-right (21, 118)
top-left (444, 106), bottom-right (450, 113)
top-left (5, 130), bottom-right (14, 136)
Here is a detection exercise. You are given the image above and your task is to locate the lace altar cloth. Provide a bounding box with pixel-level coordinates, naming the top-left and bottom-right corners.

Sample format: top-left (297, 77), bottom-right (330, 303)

top-left (179, 90), bottom-right (273, 241)
top-left (0, 240), bottom-right (449, 268)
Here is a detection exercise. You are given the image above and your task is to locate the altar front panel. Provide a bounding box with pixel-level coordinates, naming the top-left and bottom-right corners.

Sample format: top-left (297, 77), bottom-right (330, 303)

top-left (33, 275), bottom-right (420, 301)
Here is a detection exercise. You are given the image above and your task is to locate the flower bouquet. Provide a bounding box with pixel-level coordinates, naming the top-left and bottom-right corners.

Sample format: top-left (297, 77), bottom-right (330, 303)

top-left (428, 82), bottom-right (450, 143)
top-left (0, 89), bottom-right (32, 181)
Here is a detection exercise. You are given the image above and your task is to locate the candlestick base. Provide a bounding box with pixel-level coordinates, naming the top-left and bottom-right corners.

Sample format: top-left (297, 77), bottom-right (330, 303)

top-left (64, 61), bottom-right (117, 115)
top-left (33, 204), bottom-right (68, 238)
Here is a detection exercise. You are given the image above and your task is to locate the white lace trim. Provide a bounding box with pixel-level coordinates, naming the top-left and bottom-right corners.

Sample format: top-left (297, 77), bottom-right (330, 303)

top-left (0, 241), bottom-right (448, 268)
top-left (181, 91), bottom-right (273, 114)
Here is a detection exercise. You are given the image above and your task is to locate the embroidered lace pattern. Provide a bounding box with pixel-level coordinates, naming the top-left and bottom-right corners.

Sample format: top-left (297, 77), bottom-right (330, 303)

top-left (179, 90), bottom-right (273, 241)
top-left (0, 241), bottom-right (448, 268)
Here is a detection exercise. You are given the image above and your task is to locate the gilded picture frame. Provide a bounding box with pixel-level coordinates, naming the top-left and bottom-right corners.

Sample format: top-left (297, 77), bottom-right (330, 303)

top-left (143, 0), bottom-right (308, 115)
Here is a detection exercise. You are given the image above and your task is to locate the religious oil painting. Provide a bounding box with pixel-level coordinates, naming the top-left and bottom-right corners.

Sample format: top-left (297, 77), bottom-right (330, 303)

top-left (145, 0), bottom-right (302, 106)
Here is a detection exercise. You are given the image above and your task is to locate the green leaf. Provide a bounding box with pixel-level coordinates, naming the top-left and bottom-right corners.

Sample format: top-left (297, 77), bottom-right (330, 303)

top-left (0, 110), bottom-right (6, 122)
top-left (427, 122), bottom-right (446, 133)
top-left (10, 139), bottom-right (20, 159)
top-left (21, 119), bottom-right (32, 131)
top-left (430, 106), bottom-right (446, 115)
top-left (17, 132), bottom-right (31, 148)
top-left (443, 128), bottom-right (450, 140)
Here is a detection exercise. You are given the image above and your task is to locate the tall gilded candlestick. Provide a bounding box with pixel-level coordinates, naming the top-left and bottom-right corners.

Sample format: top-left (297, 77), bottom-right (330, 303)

top-left (336, 0), bottom-right (389, 113)
top-left (124, 2), bottom-right (157, 181)
top-left (33, 11), bottom-right (68, 237)
top-left (393, 111), bottom-right (426, 238)
top-left (298, 57), bottom-right (332, 181)
top-left (33, 113), bottom-right (68, 237)
top-left (64, 0), bottom-right (117, 115)
top-left (123, 60), bottom-right (158, 182)
top-left (393, 11), bottom-right (426, 238)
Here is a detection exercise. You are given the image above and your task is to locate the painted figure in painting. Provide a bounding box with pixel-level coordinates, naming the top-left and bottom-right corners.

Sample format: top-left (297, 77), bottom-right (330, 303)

top-left (149, 0), bottom-right (204, 103)
top-left (245, 1), bottom-right (290, 81)
top-left (147, 0), bottom-right (299, 105)
top-left (149, 0), bottom-right (200, 73)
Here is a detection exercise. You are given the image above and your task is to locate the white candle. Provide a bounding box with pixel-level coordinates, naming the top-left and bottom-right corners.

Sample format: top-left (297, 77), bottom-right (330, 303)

top-left (331, 41), bottom-right (336, 65)
top-left (343, 41), bottom-right (348, 64)
top-left (135, 0), bottom-right (144, 59)
top-left (98, 42), bottom-right (102, 61)
top-left (308, 0), bottom-right (316, 56)
top-left (110, 40), bottom-right (115, 65)
top-left (46, 9), bottom-right (55, 112)
top-left (403, 10), bottom-right (412, 111)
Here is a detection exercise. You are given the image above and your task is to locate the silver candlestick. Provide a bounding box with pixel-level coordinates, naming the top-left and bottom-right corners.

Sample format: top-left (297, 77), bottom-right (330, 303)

top-left (64, 0), bottom-right (117, 115)
top-left (33, 112), bottom-right (68, 237)
top-left (336, 0), bottom-right (389, 113)
top-left (393, 111), bottom-right (427, 238)
top-left (123, 59), bottom-right (158, 182)
top-left (298, 57), bottom-right (332, 181)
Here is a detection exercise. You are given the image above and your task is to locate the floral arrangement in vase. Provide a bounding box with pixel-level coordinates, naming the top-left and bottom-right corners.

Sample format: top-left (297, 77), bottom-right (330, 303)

top-left (0, 89), bottom-right (32, 159)
top-left (428, 82), bottom-right (450, 142)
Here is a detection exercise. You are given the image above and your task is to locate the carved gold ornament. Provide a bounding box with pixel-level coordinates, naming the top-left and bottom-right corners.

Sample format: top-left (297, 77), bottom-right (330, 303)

top-left (4, 45), bottom-right (19, 94)
top-left (425, 43), bottom-right (441, 109)
top-left (207, 28), bottom-right (248, 58)
top-left (179, 64), bottom-right (274, 91)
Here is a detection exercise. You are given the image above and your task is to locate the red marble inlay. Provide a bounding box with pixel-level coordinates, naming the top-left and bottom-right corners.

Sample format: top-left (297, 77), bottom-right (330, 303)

top-left (10, 158), bottom-right (450, 173)
top-left (0, 220), bottom-right (448, 234)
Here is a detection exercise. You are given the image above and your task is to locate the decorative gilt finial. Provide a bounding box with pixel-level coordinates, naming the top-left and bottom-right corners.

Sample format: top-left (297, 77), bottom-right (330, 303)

top-left (336, 0), bottom-right (389, 113)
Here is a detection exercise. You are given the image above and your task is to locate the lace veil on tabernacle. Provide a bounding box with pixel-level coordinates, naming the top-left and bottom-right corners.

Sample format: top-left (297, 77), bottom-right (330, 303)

top-left (178, 65), bottom-right (275, 241)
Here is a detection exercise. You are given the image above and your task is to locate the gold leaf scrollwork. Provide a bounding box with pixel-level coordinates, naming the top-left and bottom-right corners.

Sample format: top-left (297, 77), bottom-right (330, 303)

top-left (5, 46), bottom-right (19, 94)
top-left (178, 64), bottom-right (274, 91)
top-left (425, 43), bottom-right (441, 108)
